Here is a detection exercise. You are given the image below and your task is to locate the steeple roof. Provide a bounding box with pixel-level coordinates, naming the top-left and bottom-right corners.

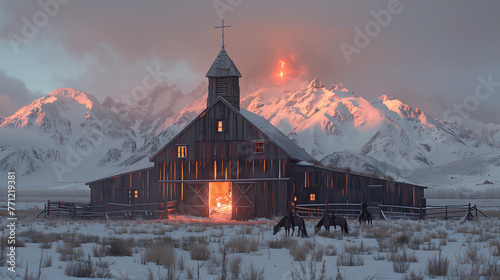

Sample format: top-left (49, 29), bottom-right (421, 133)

top-left (206, 47), bottom-right (242, 78)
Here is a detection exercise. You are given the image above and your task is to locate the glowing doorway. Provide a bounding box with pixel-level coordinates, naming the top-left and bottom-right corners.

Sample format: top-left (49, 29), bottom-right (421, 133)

top-left (209, 182), bottom-right (232, 221)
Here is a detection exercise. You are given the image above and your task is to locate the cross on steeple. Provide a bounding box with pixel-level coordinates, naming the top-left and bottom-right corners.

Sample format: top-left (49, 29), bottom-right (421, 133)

top-left (215, 19), bottom-right (231, 48)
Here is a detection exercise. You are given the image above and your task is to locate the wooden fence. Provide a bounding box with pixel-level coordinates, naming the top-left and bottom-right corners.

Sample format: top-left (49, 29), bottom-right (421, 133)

top-left (295, 202), bottom-right (490, 221)
top-left (39, 200), bottom-right (177, 220)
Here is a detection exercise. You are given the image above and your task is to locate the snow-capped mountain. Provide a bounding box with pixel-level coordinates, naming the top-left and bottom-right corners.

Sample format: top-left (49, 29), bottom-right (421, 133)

top-left (1, 78), bottom-right (499, 197)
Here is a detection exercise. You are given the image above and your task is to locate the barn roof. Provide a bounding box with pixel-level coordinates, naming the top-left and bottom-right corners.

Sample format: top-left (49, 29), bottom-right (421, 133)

top-left (149, 97), bottom-right (315, 163)
top-left (206, 47), bottom-right (242, 77)
top-left (239, 109), bottom-right (316, 162)
top-left (85, 161), bottom-right (154, 185)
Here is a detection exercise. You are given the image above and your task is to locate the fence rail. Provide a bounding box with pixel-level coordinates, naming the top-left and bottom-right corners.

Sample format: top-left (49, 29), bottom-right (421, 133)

top-left (38, 200), bottom-right (177, 220)
top-left (294, 202), bottom-right (490, 221)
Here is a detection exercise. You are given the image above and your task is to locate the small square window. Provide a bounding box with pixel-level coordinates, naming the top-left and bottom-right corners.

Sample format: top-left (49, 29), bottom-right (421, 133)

top-left (177, 146), bottom-right (187, 158)
top-left (253, 141), bottom-right (264, 153)
top-left (310, 194), bottom-right (315, 201)
top-left (217, 120), bottom-right (224, 132)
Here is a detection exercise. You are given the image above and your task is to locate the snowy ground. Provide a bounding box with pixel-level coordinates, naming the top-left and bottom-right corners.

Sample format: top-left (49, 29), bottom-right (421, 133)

top-left (2, 207), bottom-right (500, 280)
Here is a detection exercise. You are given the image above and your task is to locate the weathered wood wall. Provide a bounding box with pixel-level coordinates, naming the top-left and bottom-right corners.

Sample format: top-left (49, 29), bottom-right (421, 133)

top-left (290, 165), bottom-right (425, 207)
top-left (88, 167), bottom-right (156, 205)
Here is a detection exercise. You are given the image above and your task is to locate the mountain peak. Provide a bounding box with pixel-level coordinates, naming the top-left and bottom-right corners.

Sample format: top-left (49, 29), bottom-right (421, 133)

top-left (47, 88), bottom-right (97, 110)
top-left (308, 77), bottom-right (324, 89)
top-left (378, 95), bottom-right (397, 102)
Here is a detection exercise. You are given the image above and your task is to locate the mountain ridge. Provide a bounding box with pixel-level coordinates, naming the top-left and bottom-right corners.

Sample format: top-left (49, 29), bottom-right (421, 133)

top-left (0, 78), bottom-right (499, 197)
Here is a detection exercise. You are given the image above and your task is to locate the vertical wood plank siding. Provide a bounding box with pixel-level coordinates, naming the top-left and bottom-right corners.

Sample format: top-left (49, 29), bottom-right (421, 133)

top-left (290, 165), bottom-right (425, 207)
top-left (88, 100), bottom-right (426, 219)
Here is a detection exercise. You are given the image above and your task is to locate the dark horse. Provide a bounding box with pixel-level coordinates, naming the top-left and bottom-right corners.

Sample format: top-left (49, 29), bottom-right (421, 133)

top-left (273, 215), bottom-right (309, 237)
top-left (273, 216), bottom-right (292, 236)
top-left (315, 213), bottom-right (349, 235)
top-left (331, 213), bottom-right (349, 235)
top-left (314, 214), bottom-right (333, 234)
top-left (357, 202), bottom-right (373, 227)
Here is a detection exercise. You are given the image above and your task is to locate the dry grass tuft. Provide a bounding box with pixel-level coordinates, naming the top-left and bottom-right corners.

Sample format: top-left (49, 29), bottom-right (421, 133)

top-left (229, 255), bottom-right (243, 279)
top-left (426, 250), bottom-right (449, 277)
top-left (336, 250), bottom-right (364, 266)
top-left (241, 262), bottom-right (265, 280)
top-left (189, 243), bottom-right (210, 261)
top-left (142, 242), bottom-right (177, 269)
top-left (290, 242), bottom-right (311, 261)
top-left (226, 236), bottom-right (259, 253)
top-left (268, 236), bottom-right (297, 249)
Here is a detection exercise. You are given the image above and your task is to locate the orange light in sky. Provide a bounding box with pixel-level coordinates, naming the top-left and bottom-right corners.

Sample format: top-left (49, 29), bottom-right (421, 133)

top-left (279, 60), bottom-right (285, 79)
top-left (274, 55), bottom-right (304, 83)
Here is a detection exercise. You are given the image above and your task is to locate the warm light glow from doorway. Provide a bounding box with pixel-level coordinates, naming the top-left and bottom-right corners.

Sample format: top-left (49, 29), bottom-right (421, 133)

top-left (209, 182), bottom-right (232, 221)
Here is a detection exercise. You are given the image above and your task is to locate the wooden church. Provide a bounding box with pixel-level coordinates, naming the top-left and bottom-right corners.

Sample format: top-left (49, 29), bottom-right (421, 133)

top-left (86, 22), bottom-right (426, 220)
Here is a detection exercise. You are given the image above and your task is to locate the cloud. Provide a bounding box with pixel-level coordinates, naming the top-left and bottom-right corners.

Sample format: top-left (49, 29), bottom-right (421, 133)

top-left (0, 1), bottom-right (499, 128)
top-left (0, 94), bottom-right (19, 117)
top-left (0, 128), bottom-right (53, 148)
top-left (0, 71), bottom-right (41, 117)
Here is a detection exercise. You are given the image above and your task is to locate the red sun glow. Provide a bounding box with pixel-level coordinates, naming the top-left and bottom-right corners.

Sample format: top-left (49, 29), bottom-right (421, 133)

top-left (275, 56), bottom-right (303, 82)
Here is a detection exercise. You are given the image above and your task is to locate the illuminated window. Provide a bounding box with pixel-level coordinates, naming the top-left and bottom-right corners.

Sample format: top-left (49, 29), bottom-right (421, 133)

top-left (177, 145), bottom-right (187, 158)
top-left (253, 141), bottom-right (264, 153)
top-left (310, 194), bottom-right (315, 201)
top-left (217, 120), bottom-right (224, 132)
top-left (128, 189), bottom-right (138, 204)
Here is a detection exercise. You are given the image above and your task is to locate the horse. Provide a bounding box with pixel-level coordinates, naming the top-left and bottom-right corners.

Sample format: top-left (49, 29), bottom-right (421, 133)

top-left (331, 213), bottom-right (349, 235)
top-left (273, 216), bottom-right (292, 236)
top-left (357, 203), bottom-right (373, 227)
top-left (314, 214), bottom-right (333, 234)
top-left (291, 215), bottom-right (309, 238)
top-left (273, 214), bottom-right (309, 237)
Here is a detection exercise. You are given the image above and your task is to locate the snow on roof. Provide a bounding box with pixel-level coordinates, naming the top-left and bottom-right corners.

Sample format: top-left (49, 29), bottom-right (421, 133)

top-left (240, 108), bottom-right (315, 162)
top-left (86, 160), bottom-right (154, 185)
top-left (206, 47), bottom-right (242, 77)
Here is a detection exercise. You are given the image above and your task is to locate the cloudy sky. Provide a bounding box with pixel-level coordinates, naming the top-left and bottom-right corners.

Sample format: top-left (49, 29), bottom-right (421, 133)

top-left (1, 1), bottom-right (499, 129)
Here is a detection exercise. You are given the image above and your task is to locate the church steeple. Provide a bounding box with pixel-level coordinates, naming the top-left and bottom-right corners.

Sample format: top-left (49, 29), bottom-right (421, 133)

top-left (206, 19), bottom-right (241, 110)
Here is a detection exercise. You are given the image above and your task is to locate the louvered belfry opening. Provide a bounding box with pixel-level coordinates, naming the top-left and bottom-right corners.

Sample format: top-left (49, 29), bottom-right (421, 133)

top-left (206, 48), bottom-right (242, 110)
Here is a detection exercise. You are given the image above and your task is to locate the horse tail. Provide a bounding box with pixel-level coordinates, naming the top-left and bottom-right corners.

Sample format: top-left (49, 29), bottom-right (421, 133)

top-left (301, 218), bottom-right (309, 237)
top-left (344, 219), bottom-right (349, 235)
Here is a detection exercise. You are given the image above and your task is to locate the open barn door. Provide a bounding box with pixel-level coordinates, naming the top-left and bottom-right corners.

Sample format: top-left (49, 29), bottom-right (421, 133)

top-left (232, 182), bottom-right (255, 220)
top-left (185, 182), bottom-right (209, 217)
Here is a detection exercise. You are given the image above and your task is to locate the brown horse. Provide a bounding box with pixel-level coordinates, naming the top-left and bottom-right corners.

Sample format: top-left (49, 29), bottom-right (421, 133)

top-left (291, 215), bottom-right (309, 237)
top-left (273, 216), bottom-right (292, 236)
top-left (357, 202), bottom-right (373, 227)
top-left (314, 214), bottom-right (333, 234)
top-left (331, 213), bottom-right (349, 235)
top-left (273, 215), bottom-right (309, 237)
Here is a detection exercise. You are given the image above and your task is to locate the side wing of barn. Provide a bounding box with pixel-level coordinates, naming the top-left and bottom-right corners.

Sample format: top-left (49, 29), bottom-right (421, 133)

top-left (290, 164), bottom-right (426, 207)
top-left (86, 163), bottom-right (156, 206)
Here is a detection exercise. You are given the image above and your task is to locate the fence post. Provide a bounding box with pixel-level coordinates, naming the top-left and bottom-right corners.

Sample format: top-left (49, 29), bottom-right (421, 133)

top-left (132, 200), bottom-right (135, 220)
top-left (468, 203), bottom-right (471, 220)
top-left (105, 203), bottom-right (109, 219)
top-left (419, 204), bottom-right (423, 220)
top-left (165, 201), bottom-right (168, 219)
top-left (445, 206), bottom-right (448, 220)
top-left (47, 200), bottom-right (50, 217)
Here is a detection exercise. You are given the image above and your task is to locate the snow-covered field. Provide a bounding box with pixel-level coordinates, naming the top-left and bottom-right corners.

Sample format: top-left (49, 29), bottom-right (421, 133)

top-left (2, 208), bottom-right (500, 280)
